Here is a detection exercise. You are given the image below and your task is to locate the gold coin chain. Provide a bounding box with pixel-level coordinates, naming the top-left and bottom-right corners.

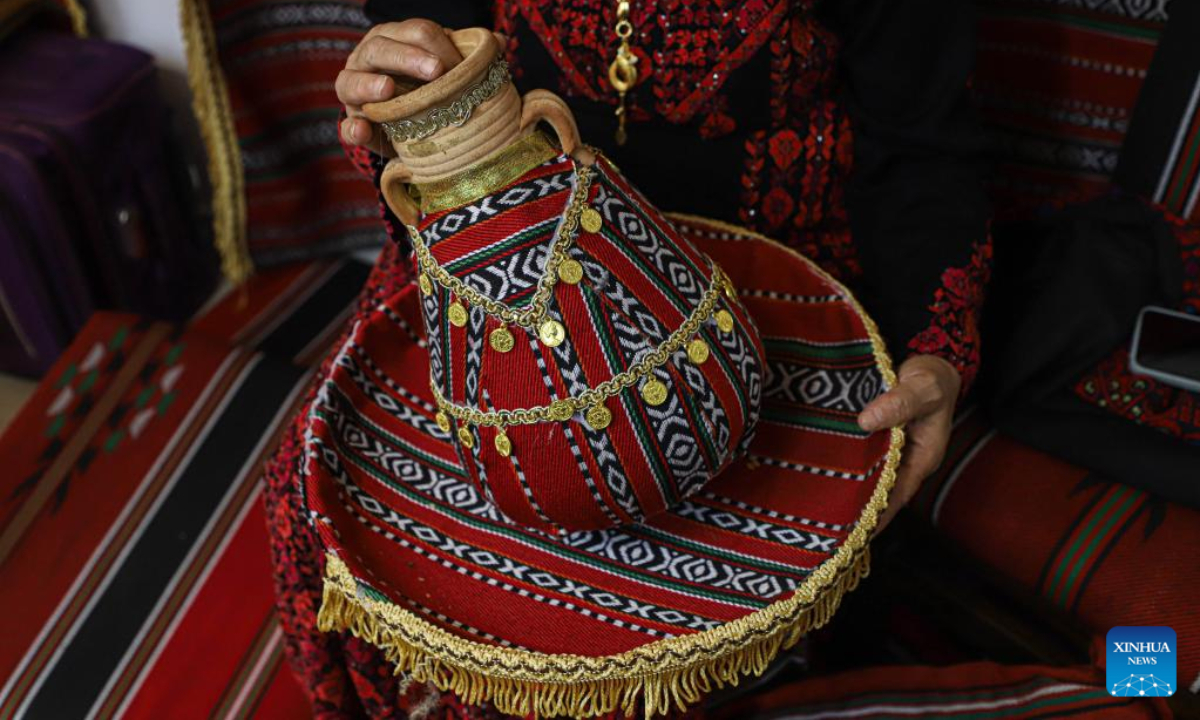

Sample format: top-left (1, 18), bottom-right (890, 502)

top-left (432, 267), bottom-right (737, 437)
top-left (406, 163), bottom-right (595, 332)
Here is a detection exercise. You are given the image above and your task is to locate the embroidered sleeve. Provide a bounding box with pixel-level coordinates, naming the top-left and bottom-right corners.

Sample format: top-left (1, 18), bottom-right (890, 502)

top-left (906, 236), bottom-right (994, 395)
top-left (828, 0), bottom-right (992, 397)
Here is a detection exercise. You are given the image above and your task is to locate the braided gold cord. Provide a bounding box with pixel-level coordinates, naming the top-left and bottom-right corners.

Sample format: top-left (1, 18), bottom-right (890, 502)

top-left (432, 266), bottom-right (732, 428)
top-left (406, 164), bottom-right (595, 330)
top-left (381, 59), bottom-right (512, 144)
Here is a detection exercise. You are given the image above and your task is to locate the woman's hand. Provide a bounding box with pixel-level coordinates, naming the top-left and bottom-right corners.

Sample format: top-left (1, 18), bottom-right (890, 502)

top-left (857, 354), bottom-right (961, 535)
top-left (337, 19), bottom-right (464, 150)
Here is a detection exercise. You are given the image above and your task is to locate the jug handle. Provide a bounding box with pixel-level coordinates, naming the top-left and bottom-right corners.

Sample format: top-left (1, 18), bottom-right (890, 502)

top-left (380, 159), bottom-right (420, 227)
top-left (521, 89), bottom-right (593, 164)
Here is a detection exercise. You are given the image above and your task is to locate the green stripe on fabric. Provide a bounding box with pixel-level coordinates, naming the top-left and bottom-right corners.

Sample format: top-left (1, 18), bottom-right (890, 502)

top-left (440, 285), bottom-right (452, 401)
top-left (165, 343), bottom-right (185, 366)
top-left (764, 338), bottom-right (874, 361)
top-left (55, 364), bottom-right (76, 389)
top-left (634, 526), bottom-right (812, 576)
top-left (339, 449), bottom-right (765, 609)
top-left (44, 414), bottom-right (65, 438)
top-left (598, 171), bottom-right (712, 315)
top-left (935, 688), bottom-right (1109, 719)
top-left (315, 406), bottom-right (463, 478)
top-left (984, 5), bottom-right (1162, 40)
top-left (581, 290), bottom-right (675, 504)
top-left (1167, 120), bottom-right (1200, 209)
top-left (156, 390), bottom-right (177, 415)
top-left (443, 220), bottom-right (554, 275)
top-left (238, 108), bottom-right (338, 144)
top-left (782, 676), bottom-right (1065, 714)
top-left (246, 146), bottom-right (350, 182)
top-left (78, 369), bottom-right (99, 393)
top-left (602, 173), bottom-right (708, 281)
top-left (134, 385), bottom-right (155, 409)
top-left (1046, 485), bottom-right (1127, 603)
top-left (621, 385), bottom-right (678, 504)
top-left (229, 640), bottom-right (283, 720)
top-left (576, 288), bottom-right (649, 515)
top-left (598, 225), bottom-right (694, 316)
top-left (107, 326), bottom-right (129, 351)
top-left (676, 380), bottom-right (721, 477)
top-left (762, 406), bottom-right (869, 437)
top-left (361, 584), bottom-right (391, 603)
top-left (1057, 491), bottom-right (1141, 606)
top-left (700, 323), bottom-right (752, 436)
top-left (795, 687), bottom-right (1107, 719)
top-left (103, 429), bottom-right (124, 453)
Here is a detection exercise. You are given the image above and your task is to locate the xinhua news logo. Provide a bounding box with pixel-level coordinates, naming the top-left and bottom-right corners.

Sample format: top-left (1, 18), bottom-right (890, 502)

top-left (1107, 626), bottom-right (1176, 697)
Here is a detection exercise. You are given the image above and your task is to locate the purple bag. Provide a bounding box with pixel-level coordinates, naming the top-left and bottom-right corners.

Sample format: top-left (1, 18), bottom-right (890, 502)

top-left (0, 30), bottom-right (216, 376)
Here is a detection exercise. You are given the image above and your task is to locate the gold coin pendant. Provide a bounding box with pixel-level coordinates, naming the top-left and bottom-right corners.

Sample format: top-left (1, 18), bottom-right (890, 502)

top-left (448, 301), bottom-right (468, 328)
top-left (558, 258), bottom-right (584, 285)
top-left (641, 378), bottom-right (669, 406)
top-left (418, 273), bottom-right (433, 296)
top-left (549, 400), bottom-right (574, 421)
top-left (585, 403), bottom-right (613, 430)
top-left (715, 309), bottom-right (735, 334)
top-left (539, 319), bottom-right (566, 347)
top-left (494, 429), bottom-right (512, 458)
top-left (723, 279), bottom-right (736, 300)
top-left (457, 426), bottom-right (475, 449)
top-left (489, 326), bottom-right (515, 353)
top-left (580, 207), bottom-right (603, 234)
top-left (687, 338), bottom-right (710, 365)
top-left (435, 411), bottom-right (451, 433)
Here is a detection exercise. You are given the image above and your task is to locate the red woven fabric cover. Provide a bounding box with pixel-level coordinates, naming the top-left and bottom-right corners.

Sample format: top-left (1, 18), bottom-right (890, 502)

top-left (975, 1), bottom-right (1163, 218)
top-left (717, 659), bottom-right (1171, 719)
top-left (414, 152), bottom-right (765, 533)
top-left (916, 412), bottom-right (1200, 693)
top-left (0, 307), bottom-right (326, 719)
top-left (302, 213), bottom-right (894, 655)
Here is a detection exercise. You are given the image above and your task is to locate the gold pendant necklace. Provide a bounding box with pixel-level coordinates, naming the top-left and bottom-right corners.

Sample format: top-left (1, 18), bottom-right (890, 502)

top-left (607, 0), bottom-right (639, 145)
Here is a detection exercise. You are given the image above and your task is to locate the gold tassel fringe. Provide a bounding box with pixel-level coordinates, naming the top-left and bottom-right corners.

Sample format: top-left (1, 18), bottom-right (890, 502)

top-left (61, 0), bottom-right (87, 36)
top-left (320, 546), bottom-right (874, 719)
top-left (178, 0), bottom-right (252, 285)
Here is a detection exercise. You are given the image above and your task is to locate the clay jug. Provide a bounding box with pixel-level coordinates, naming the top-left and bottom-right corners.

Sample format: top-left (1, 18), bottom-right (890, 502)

top-left (362, 27), bottom-right (592, 225)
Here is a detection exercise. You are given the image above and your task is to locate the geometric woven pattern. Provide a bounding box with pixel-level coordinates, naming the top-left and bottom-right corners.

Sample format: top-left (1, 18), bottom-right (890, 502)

top-left (415, 152), bottom-right (767, 533)
top-left (300, 214), bottom-right (899, 671)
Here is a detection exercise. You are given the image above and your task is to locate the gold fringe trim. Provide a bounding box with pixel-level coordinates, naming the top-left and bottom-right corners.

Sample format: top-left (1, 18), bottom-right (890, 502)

top-left (321, 548), bottom-right (873, 719)
top-left (61, 0), bottom-right (87, 36)
top-left (316, 218), bottom-right (906, 719)
top-left (178, 0), bottom-right (252, 284)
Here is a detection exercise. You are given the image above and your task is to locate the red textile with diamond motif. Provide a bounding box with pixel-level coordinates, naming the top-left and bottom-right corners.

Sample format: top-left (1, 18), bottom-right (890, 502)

top-left (411, 152), bottom-right (765, 533)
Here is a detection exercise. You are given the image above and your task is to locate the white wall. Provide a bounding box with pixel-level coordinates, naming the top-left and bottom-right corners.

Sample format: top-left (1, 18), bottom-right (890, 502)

top-left (88, 0), bottom-right (188, 79)
top-left (86, 0), bottom-right (206, 181)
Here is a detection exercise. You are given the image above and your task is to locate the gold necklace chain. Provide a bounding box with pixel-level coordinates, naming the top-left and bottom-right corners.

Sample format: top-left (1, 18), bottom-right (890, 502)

top-left (431, 265), bottom-right (735, 431)
top-left (406, 163), bottom-right (595, 331)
